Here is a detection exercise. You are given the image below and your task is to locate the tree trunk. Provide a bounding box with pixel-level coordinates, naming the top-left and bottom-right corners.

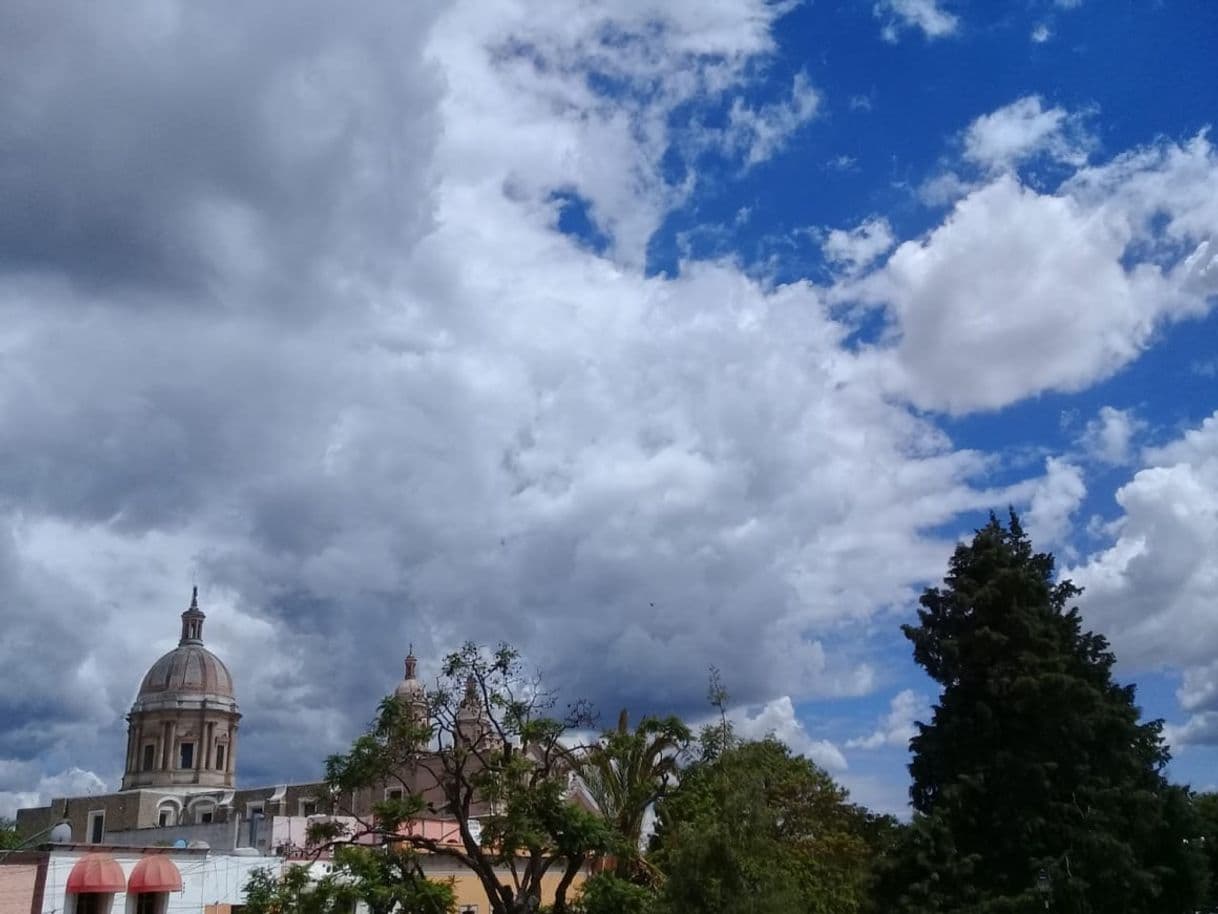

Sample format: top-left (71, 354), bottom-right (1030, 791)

top-left (552, 854), bottom-right (585, 914)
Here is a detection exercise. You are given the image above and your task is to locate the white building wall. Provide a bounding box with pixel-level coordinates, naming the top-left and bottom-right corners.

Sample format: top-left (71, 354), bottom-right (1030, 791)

top-left (35, 849), bottom-right (290, 914)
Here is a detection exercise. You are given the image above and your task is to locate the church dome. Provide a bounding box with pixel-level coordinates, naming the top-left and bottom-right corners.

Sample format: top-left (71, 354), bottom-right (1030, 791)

top-left (129, 587), bottom-right (238, 713)
top-left (138, 644), bottom-right (234, 700)
top-left (394, 676), bottom-right (426, 700)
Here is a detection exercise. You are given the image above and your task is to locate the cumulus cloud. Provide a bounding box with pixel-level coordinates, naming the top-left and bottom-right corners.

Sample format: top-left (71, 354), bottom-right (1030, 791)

top-left (1166, 662), bottom-right (1218, 748)
top-left (963, 96), bottom-right (1092, 172)
top-left (0, 767), bottom-right (107, 822)
top-left (0, 0), bottom-right (1045, 798)
top-left (1068, 412), bottom-right (1218, 667)
top-left (874, 0), bottom-right (959, 42)
top-left (1179, 661), bottom-right (1218, 713)
top-left (823, 217), bottom-right (896, 275)
top-left (732, 697), bottom-right (848, 771)
top-left (1165, 713), bottom-right (1218, 749)
top-left (847, 689), bottom-right (930, 751)
top-left (841, 129), bottom-right (1218, 414)
top-left (1, 0), bottom-right (1206, 808)
top-left (1080, 406), bottom-right (1146, 465)
top-left (1068, 412), bottom-right (1218, 749)
top-left (1024, 457), bottom-right (1086, 549)
top-left (1031, 24), bottom-right (1053, 44)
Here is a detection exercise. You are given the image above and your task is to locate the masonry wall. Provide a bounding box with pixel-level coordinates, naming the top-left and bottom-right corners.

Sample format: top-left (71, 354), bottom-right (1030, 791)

top-left (0, 860), bottom-right (41, 914)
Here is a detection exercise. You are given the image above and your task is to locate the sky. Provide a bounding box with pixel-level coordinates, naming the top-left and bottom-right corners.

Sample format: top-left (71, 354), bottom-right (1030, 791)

top-left (0, 0), bottom-right (1216, 820)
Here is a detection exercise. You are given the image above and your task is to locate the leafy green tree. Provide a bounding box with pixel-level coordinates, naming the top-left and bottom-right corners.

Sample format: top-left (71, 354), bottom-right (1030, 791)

top-left (573, 872), bottom-right (657, 914)
top-left (320, 643), bottom-right (614, 914)
top-left (651, 737), bottom-right (874, 914)
top-left (243, 850), bottom-right (454, 914)
top-left (886, 512), bottom-right (1206, 914)
top-left (578, 709), bottom-right (690, 878)
top-left (0, 819), bottom-right (21, 850)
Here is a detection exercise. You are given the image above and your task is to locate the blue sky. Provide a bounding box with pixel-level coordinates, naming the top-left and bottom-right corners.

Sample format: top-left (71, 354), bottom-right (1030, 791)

top-left (0, 0), bottom-right (1216, 818)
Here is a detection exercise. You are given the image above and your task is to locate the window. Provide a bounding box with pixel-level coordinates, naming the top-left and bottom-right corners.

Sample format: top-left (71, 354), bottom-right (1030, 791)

top-left (199, 811), bottom-right (213, 824)
top-left (87, 810), bottom-right (105, 844)
top-left (179, 742), bottom-right (194, 769)
top-left (215, 744), bottom-right (226, 770)
top-left (76, 893), bottom-right (107, 914)
top-left (158, 809), bottom-right (172, 827)
top-left (385, 788), bottom-right (404, 801)
top-left (300, 799), bottom-right (318, 817)
top-left (142, 744), bottom-right (155, 771)
top-left (135, 893), bottom-right (162, 914)
top-left (459, 906), bottom-right (479, 914)
top-left (246, 802), bottom-right (264, 820)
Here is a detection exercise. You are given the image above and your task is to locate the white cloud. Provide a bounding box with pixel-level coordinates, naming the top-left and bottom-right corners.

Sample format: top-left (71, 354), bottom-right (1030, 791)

top-left (963, 96), bottom-right (1091, 172)
top-left (1068, 412), bottom-right (1218, 749)
top-left (1179, 661), bottom-right (1218, 712)
top-left (875, 0), bottom-right (959, 42)
top-left (726, 72), bottom-right (822, 167)
top-left (1024, 457), bottom-right (1086, 549)
top-left (823, 217), bottom-right (896, 275)
top-left (0, 767), bottom-right (107, 822)
top-left (1080, 406), bottom-right (1145, 465)
top-left (847, 689), bottom-right (929, 751)
top-left (1030, 23), bottom-right (1052, 43)
top-left (732, 697), bottom-right (848, 771)
top-left (1165, 713), bottom-right (1218, 749)
top-left (917, 170), bottom-right (977, 206)
top-left (841, 129), bottom-right (1218, 414)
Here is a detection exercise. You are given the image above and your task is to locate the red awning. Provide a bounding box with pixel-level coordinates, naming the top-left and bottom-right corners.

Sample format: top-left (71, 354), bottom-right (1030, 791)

top-left (128, 855), bottom-right (183, 893)
top-left (66, 854), bottom-right (126, 894)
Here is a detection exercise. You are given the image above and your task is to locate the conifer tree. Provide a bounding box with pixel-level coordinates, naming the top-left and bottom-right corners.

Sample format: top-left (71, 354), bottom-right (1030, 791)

top-left (887, 512), bottom-right (1205, 914)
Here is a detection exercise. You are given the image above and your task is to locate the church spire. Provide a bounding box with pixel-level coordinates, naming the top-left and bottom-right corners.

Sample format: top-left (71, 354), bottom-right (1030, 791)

top-left (179, 586), bottom-right (206, 645)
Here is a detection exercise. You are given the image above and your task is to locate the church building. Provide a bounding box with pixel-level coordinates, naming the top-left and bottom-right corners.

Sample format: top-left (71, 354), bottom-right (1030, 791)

top-left (14, 588), bottom-right (464, 853)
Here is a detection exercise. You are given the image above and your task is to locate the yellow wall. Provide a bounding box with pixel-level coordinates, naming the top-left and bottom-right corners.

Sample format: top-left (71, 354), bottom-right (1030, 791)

top-left (427, 864), bottom-right (588, 913)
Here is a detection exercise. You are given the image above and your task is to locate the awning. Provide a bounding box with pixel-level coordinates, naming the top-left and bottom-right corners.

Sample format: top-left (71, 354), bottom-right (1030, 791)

top-left (66, 854), bottom-right (126, 894)
top-left (128, 855), bottom-right (183, 893)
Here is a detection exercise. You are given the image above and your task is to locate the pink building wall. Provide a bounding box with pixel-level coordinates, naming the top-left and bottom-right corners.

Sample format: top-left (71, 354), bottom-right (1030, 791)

top-left (0, 862), bottom-right (39, 914)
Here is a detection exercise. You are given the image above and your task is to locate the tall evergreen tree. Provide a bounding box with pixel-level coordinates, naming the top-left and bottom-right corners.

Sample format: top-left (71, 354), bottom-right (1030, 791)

top-left (887, 512), bottom-right (1205, 914)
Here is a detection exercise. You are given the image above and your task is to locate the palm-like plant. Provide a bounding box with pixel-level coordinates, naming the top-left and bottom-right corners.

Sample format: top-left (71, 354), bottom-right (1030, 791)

top-left (579, 709), bottom-right (691, 878)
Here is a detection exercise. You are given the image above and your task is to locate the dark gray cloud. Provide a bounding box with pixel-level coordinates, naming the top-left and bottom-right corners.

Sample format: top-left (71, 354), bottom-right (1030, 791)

top-left (0, 0), bottom-right (440, 303)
